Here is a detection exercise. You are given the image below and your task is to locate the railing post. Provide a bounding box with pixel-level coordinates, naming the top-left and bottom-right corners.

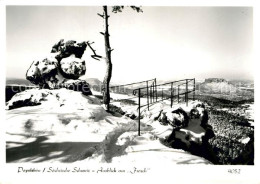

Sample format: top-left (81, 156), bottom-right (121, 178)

top-left (193, 78), bottom-right (195, 101)
top-left (152, 83), bottom-right (154, 103)
top-left (173, 88), bottom-right (175, 105)
top-left (171, 82), bottom-right (173, 108)
top-left (146, 81), bottom-right (149, 110)
top-left (178, 85), bottom-right (179, 103)
top-left (186, 79), bottom-right (188, 107)
top-left (155, 78), bottom-right (157, 102)
top-left (138, 88), bottom-right (141, 136)
top-left (162, 88), bottom-right (164, 101)
top-left (150, 86), bottom-right (152, 104)
top-left (153, 82), bottom-right (155, 103)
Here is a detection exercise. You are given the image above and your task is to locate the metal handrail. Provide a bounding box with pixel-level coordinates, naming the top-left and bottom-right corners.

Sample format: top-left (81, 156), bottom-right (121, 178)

top-left (134, 78), bottom-right (196, 136)
top-left (110, 78), bottom-right (155, 89)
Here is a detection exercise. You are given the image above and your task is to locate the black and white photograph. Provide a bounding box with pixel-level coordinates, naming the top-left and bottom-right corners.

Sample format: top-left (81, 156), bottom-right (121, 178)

top-left (1, 1), bottom-right (259, 184)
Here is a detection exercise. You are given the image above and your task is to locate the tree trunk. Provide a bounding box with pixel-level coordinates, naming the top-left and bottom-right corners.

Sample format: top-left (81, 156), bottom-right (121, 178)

top-left (102, 6), bottom-right (112, 111)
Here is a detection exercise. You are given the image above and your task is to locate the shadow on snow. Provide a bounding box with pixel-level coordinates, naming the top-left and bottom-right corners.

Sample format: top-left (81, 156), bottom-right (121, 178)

top-left (6, 136), bottom-right (99, 163)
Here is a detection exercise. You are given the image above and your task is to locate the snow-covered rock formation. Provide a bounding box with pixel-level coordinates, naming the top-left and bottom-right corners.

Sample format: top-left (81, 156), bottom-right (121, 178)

top-left (25, 39), bottom-right (91, 96)
top-left (156, 102), bottom-right (214, 144)
top-left (151, 102), bottom-right (216, 162)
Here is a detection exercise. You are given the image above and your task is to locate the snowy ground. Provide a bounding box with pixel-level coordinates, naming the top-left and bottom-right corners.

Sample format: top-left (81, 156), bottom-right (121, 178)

top-left (5, 89), bottom-right (211, 164)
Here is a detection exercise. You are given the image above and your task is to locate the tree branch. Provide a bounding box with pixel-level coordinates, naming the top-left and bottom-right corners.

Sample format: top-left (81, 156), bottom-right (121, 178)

top-left (100, 32), bottom-right (110, 36)
top-left (86, 41), bottom-right (104, 61)
top-left (97, 13), bottom-right (104, 18)
top-left (130, 6), bottom-right (143, 13)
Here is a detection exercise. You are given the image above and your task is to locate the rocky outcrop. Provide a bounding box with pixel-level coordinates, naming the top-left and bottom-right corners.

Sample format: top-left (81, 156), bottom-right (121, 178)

top-left (198, 79), bottom-right (238, 95)
top-left (25, 39), bottom-right (92, 96)
top-left (60, 55), bottom-right (86, 79)
top-left (198, 78), bottom-right (254, 101)
top-left (156, 103), bottom-right (217, 163)
top-left (157, 103), bottom-right (215, 148)
top-left (51, 39), bottom-right (87, 62)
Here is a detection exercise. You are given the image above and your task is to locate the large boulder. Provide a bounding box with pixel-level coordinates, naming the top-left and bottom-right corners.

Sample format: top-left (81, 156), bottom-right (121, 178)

top-left (51, 39), bottom-right (87, 61)
top-left (26, 57), bottom-right (60, 88)
top-left (60, 55), bottom-right (86, 79)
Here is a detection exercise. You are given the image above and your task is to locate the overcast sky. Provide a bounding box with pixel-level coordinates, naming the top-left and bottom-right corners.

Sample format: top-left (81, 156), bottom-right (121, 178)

top-left (6, 6), bottom-right (253, 83)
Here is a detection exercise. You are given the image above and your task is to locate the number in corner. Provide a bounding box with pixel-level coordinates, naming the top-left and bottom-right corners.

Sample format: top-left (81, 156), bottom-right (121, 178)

top-left (228, 169), bottom-right (241, 174)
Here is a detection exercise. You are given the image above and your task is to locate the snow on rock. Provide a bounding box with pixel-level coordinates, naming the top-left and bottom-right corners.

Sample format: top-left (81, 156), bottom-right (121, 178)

top-left (6, 89), bottom-right (54, 110)
top-left (7, 80), bottom-right (92, 110)
top-left (143, 101), bottom-right (214, 148)
top-left (6, 88), bottom-right (96, 110)
top-left (26, 56), bottom-right (60, 88)
top-left (60, 55), bottom-right (86, 79)
top-left (175, 119), bottom-right (207, 146)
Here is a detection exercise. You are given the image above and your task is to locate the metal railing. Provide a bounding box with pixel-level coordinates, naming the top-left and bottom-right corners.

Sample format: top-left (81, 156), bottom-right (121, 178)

top-left (133, 78), bottom-right (196, 135)
top-left (109, 78), bottom-right (156, 95)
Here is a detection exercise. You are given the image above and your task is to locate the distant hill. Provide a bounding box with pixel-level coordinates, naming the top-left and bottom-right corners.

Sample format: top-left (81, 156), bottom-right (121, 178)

top-left (85, 78), bottom-right (103, 87)
top-left (6, 78), bottom-right (34, 86)
top-left (197, 78), bottom-right (254, 101)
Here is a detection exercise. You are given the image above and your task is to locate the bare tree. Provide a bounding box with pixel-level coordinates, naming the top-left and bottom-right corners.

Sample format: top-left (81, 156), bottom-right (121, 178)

top-left (96, 6), bottom-right (142, 111)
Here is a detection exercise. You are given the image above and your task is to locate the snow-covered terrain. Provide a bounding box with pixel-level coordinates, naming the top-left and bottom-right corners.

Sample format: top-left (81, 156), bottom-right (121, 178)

top-left (6, 89), bottom-right (211, 164)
